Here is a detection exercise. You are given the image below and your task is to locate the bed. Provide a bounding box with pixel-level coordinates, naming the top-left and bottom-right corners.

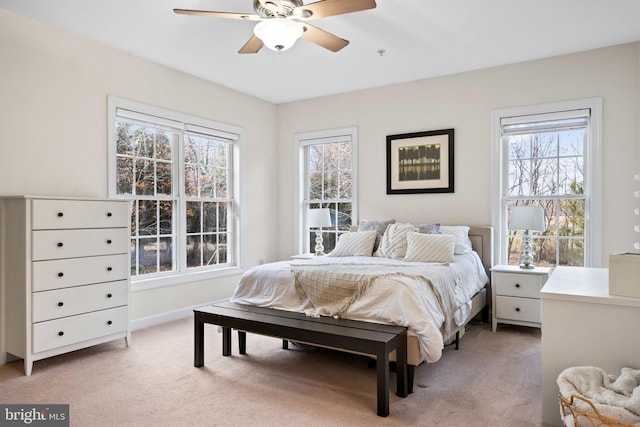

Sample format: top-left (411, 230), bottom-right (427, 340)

top-left (230, 224), bottom-right (493, 374)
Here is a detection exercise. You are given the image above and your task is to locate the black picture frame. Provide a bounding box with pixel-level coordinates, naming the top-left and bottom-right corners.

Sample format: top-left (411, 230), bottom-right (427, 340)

top-left (386, 128), bottom-right (454, 194)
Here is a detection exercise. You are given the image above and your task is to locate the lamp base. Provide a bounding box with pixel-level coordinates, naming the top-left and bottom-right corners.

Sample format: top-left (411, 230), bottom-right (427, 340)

top-left (314, 230), bottom-right (325, 256)
top-left (518, 229), bottom-right (536, 269)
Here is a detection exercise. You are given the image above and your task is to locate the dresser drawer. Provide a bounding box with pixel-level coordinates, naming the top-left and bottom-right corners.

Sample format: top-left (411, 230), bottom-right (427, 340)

top-left (494, 272), bottom-right (545, 298)
top-left (32, 228), bottom-right (129, 261)
top-left (32, 254), bottom-right (129, 292)
top-left (32, 280), bottom-right (128, 322)
top-left (495, 295), bottom-right (541, 323)
top-left (32, 306), bottom-right (128, 353)
top-left (31, 199), bottom-right (130, 230)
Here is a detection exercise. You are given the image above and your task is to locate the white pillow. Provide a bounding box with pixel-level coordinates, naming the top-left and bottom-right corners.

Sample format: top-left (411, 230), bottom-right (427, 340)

top-left (375, 222), bottom-right (418, 259)
top-left (328, 230), bottom-right (377, 257)
top-left (440, 225), bottom-right (473, 254)
top-left (404, 232), bottom-right (456, 263)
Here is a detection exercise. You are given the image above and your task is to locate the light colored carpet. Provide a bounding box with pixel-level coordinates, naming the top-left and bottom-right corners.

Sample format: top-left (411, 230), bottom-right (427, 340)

top-left (0, 319), bottom-right (542, 426)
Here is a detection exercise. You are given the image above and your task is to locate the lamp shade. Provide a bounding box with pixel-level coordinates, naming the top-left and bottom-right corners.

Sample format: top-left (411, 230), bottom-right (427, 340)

top-left (254, 19), bottom-right (303, 52)
top-left (509, 205), bottom-right (545, 232)
top-left (308, 208), bottom-right (332, 228)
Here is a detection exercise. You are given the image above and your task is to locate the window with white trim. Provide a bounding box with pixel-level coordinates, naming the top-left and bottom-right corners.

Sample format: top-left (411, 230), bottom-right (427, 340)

top-left (108, 97), bottom-right (240, 286)
top-left (492, 99), bottom-right (602, 268)
top-left (296, 128), bottom-right (358, 254)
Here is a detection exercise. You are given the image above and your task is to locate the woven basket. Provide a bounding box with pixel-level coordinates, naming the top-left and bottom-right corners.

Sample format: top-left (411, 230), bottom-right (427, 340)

top-left (558, 393), bottom-right (635, 427)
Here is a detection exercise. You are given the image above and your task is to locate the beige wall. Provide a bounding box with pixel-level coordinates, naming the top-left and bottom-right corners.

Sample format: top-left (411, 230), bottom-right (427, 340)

top-left (1, 7), bottom-right (639, 325)
top-left (0, 9), bottom-right (279, 322)
top-left (277, 43), bottom-right (640, 266)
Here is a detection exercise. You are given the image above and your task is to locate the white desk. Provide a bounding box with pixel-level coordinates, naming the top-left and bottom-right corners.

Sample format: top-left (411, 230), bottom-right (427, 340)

top-left (540, 267), bottom-right (640, 425)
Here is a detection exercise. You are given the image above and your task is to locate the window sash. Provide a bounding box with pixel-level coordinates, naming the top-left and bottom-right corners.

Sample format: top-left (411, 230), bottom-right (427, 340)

top-left (492, 98), bottom-right (602, 268)
top-left (109, 96), bottom-right (240, 285)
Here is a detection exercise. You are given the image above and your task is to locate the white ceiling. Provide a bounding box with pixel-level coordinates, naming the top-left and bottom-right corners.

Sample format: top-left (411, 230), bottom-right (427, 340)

top-left (2, 0), bottom-right (640, 104)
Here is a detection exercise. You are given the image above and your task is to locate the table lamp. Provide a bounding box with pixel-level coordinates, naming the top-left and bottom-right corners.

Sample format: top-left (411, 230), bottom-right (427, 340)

top-left (308, 208), bottom-right (332, 256)
top-left (509, 205), bottom-right (545, 269)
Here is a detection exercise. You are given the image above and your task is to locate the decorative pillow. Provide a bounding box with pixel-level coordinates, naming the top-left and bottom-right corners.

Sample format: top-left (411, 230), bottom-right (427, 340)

top-left (404, 232), bottom-right (456, 263)
top-left (414, 223), bottom-right (441, 234)
top-left (440, 225), bottom-right (473, 254)
top-left (358, 219), bottom-right (395, 252)
top-left (327, 230), bottom-right (377, 257)
top-left (375, 222), bottom-right (418, 259)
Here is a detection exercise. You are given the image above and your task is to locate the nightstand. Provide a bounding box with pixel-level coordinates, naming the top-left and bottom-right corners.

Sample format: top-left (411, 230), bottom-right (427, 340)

top-left (491, 265), bottom-right (550, 332)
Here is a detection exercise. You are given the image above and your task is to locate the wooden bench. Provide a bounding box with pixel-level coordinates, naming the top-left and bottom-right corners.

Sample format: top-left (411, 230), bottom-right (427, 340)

top-left (194, 300), bottom-right (408, 417)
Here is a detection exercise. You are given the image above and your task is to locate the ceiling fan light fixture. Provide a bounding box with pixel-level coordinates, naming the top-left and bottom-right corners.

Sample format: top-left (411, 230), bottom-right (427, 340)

top-left (253, 18), bottom-right (303, 52)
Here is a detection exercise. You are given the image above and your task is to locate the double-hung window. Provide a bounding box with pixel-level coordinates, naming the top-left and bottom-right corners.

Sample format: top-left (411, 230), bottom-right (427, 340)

top-left (492, 98), bottom-right (602, 268)
top-left (108, 97), bottom-right (241, 287)
top-left (296, 128), bottom-right (358, 254)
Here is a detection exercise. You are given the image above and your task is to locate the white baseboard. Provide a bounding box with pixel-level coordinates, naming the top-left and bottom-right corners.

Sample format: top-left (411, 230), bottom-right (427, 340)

top-left (131, 298), bottom-right (229, 331)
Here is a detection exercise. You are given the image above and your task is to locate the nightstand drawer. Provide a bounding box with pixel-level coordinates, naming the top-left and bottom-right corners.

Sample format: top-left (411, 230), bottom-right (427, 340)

top-left (494, 272), bottom-right (545, 298)
top-left (495, 296), bottom-right (541, 323)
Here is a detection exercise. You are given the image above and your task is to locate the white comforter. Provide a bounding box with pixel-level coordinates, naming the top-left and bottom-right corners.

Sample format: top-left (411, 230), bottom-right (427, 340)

top-left (230, 252), bottom-right (488, 364)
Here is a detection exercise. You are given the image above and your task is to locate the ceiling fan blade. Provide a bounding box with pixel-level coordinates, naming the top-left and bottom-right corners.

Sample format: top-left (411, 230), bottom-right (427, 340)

top-left (301, 23), bottom-right (349, 52)
top-left (173, 9), bottom-right (260, 20)
top-left (238, 35), bottom-right (264, 54)
top-left (294, 0), bottom-right (376, 20)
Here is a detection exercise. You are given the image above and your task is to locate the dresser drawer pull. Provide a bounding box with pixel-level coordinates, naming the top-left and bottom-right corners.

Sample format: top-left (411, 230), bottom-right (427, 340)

top-left (107, 293), bottom-right (113, 298)
top-left (106, 239), bottom-right (112, 244)
top-left (57, 302), bottom-right (64, 307)
top-left (107, 212), bottom-right (113, 217)
top-left (58, 272), bottom-right (64, 277)
top-left (107, 320), bottom-right (113, 325)
top-left (57, 212), bottom-right (64, 217)
top-left (58, 331), bottom-right (64, 336)
top-left (515, 307), bottom-right (521, 312)
top-left (107, 267), bottom-right (113, 271)
top-left (57, 242), bottom-right (64, 247)
top-left (515, 283), bottom-right (520, 288)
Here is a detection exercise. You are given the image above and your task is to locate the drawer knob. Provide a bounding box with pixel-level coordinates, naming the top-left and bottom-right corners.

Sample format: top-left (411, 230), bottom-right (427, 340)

top-left (107, 212), bottom-right (113, 217)
top-left (515, 283), bottom-right (520, 288)
top-left (107, 266), bottom-right (113, 272)
top-left (57, 212), bottom-right (64, 217)
top-left (58, 331), bottom-right (64, 336)
top-left (515, 307), bottom-right (521, 312)
top-left (58, 272), bottom-right (64, 277)
top-left (106, 239), bottom-right (112, 244)
top-left (107, 293), bottom-right (113, 298)
top-left (57, 302), bottom-right (64, 307)
top-left (107, 320), bottom-right (113, 325)
top-left (57, 242), bottom-right (64, 247)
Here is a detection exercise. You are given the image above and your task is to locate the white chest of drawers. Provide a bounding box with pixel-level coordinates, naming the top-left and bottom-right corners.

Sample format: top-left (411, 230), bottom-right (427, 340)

top-left (0, 196), bottom-right (131, 375)
top-left (491, 265), bottom-right (550, 332)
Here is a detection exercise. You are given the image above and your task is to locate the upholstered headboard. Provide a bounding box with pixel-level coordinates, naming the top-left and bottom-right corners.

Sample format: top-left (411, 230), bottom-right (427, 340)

top-left (468, 226), bottom-right (494, 276)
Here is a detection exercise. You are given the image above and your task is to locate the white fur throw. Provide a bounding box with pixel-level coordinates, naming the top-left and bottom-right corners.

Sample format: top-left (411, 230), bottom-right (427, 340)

top-left (557, 366), bottom-right (640, 426)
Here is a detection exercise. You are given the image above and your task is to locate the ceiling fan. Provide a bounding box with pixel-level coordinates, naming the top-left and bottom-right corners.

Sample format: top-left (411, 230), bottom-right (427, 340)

top-left (174, 0), bottom-right (377, 54)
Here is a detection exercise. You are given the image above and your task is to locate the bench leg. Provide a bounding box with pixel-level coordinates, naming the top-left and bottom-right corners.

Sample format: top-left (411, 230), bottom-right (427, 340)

top-left (407, 365), bottom-right (415, 394)
top-left (222, 326), bottom-right (232, 356)
top-left (396, 331), bottom-right (408, 398)
top-left (376, 349), bottom-right (390, 417)
top-left (238, 331), bottom-right (246, 354)
top-left (194, 314), bottom-right (205, 367)
top-left (282, 339), bottom-right (289, 350)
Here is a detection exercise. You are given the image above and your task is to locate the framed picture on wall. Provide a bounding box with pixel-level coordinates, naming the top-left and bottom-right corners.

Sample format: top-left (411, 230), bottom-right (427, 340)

top-left (386, 128), bottom-right (454, 194)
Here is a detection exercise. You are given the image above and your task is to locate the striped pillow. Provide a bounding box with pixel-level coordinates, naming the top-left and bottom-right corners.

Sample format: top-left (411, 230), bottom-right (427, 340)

top-left (328, 230), bottom-right (377, 257)
top-left (404, 232), bottom-right (456, 263)
top-left (375, 223), bottom-right (418, 259)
